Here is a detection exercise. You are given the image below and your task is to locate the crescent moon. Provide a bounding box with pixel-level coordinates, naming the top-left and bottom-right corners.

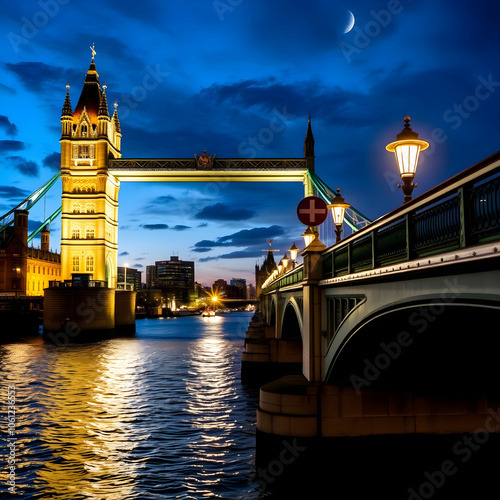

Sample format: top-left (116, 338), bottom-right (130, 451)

top-left (344, 10), bottom-right (355, 33)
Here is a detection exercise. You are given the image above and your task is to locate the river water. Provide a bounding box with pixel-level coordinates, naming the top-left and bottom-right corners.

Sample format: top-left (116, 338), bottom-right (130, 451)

top-left (3, 312), bottom-right (500, 499)
top-left (0, 312), bottom-right (266, 499)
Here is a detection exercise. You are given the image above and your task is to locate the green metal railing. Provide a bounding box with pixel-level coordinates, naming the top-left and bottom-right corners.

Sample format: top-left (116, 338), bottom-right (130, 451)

top-left (322, 163), bottom-right (500, 279)
top-left (262, 265), bottom-right (304, 293)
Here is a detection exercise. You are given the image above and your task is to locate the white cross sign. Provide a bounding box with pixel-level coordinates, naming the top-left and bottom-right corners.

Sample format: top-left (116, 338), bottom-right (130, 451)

top-left (297, 196), bottom-right (328, 225)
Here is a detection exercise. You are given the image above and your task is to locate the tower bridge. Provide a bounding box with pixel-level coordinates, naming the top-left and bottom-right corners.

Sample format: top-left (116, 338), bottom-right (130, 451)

top-left (28, 50), bottom-right (371, 338)
top-left (3, 50), bottom-right (499, 450)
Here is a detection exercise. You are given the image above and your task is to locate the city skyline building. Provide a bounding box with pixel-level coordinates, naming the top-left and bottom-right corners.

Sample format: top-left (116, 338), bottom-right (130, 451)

top-left (152, 256), bottom-right (195, 304)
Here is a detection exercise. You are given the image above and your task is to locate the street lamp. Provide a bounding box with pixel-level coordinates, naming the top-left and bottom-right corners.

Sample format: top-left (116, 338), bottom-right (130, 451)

top-left (281, 253), bottom-right (289, 271)
top-left (14, 267), bottom-right (21, 298)
top-left (289, 243), bottom-right (299, 266)
top-left (124, 263), bottom-right (128, 290)
top-left (386, 115), bottom-right (429, 203)
top-left (301, 227), bottom-right (318, 247)
top-left (277, 261), bottom-right (283, 275)
top-left (327, 189), bottom-right (350, 243)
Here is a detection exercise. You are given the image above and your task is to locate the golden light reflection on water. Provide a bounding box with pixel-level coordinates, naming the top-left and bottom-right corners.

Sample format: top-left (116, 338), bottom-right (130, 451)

top-left (185, 333), bottom-right (239, 456)
top-left (33, 340), bottom-right (146, 499)
top-left (1, 314), bottom-right (259, 499)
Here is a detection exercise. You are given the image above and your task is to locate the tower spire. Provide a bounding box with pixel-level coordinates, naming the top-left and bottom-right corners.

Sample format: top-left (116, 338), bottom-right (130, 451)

top-left (304, 114), bottom-right (315, 158)
top-left (98, 82), bottom-right (110, 117)
top-left (61, 82), bottom-right (73, 117)
top-left (112, 101), bottom-right (121, 134)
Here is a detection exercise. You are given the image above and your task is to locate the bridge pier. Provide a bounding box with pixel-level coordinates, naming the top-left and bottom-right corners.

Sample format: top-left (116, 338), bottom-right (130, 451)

top-left (257, 375), bottom-right (500, 439)
top-left (255, 375), bottom-right (500, 495)
top-left (301, 237), bottom-right (326, 382)
top-left (43, 284), bottom-right (135, 344)
top-left (241, 311), bottom-right (302, 385)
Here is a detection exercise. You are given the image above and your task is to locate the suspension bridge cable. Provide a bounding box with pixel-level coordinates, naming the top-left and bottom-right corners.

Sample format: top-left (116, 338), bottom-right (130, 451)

top-left (0, 172), bottom-right (61, 232)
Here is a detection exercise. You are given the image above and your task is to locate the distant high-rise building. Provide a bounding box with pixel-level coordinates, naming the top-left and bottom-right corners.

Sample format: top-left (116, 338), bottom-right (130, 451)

top-left (117, 266), bottom-right (142, 291)
top-left (146, 265), bottom-right (157, 288)
top-left (230, 278), bottom-right (247, 298)
top-left (155, 256), bottom-right (195, 304)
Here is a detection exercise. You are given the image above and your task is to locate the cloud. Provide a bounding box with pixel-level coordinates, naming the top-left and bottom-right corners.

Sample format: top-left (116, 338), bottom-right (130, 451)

top-left (193, 225), bottom-right (285, 250)
top-left (0, 140), bottom-right (25, 152)
top-left (199, 249), bottom-right (263, 262)
top-left (192, 247), bottom-right (212, 253)
top-left (133, 264), bottom-right (144, 268)
top-left (0, 185), bottom-right (30, 200)
top-left (28, 219), bottom-right (44, 233)
top-left (193, 202), bottom-right (255, 221)
top-left (5, 61), bottom-right (79, 93)
top-left (172, 224), bottom-right (191, 231)
top-left (0, 116), bottom-right (17, 136)
top-left (119, 251), bottom-right (129, 256)
top-left (6, 156), bottom-right (39, 177)
top-left (142, 223), bottom-right (169, 230)
top-left (42, 152), bottom-right (60, 171)
top-left (142, 194), bottom-right (177, 212)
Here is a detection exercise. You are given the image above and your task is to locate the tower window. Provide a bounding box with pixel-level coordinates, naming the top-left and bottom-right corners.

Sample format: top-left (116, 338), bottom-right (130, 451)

top-left (86, 227), bottom-right (95, 239)
top-left (86, 255), bottom-right (94, 273)
top-left (71, 227), bottom-right (80, 239)
top-left (72, 256), bottom-right (80, 272)
top-left (79, 145), bottom-right (89, 158)
top-left (81, 124), bottom-right (88, 137)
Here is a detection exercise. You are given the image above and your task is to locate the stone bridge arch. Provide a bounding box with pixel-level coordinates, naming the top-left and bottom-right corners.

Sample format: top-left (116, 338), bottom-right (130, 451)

top-left (324, 272), bottom-right (500, 392)
top-left (280, 297), bottom-right (303, 340)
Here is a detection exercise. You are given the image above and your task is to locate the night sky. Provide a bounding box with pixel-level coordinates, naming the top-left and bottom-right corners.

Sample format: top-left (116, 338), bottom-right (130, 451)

top-left (1, 0), bottom-right (500, 285)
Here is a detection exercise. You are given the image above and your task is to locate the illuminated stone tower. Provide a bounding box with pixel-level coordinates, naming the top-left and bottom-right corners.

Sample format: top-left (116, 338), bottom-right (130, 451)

top-left (60, 47), bottom-right (122, 287)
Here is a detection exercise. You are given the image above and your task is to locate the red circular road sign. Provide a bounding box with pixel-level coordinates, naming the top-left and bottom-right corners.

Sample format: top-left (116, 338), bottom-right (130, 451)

top-left (297, 196), bottom-right (328, 226)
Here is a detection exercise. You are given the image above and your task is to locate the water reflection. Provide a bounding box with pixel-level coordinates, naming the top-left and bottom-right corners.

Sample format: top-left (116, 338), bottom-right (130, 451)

top-left (36, 342), bottom-right (143, 499)
top-left (183, 328), bottom-right (246, 497)
top-left (0, 313), bottom-right (259, 499)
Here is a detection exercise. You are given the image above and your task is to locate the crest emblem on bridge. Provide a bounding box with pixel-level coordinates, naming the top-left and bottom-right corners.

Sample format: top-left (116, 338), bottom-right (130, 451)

top-left (194, 150), bottom-right (215, 168)
top-left (296, 196), bottom-right (328, 226)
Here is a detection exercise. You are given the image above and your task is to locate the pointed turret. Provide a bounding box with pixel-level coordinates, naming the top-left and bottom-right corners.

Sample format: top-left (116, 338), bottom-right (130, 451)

top-left (112, 101), bottom-right (121, 134)
top-left (61, 83), bottom-right (73, 117)
top-left (303, 114), bottom-right (315, 158)
top-left (60, 83), bottom-right (73, 138)
top-left (98, 83), bottom-right (110, 118)
top-left (303, 115), bottom-right (315, 178)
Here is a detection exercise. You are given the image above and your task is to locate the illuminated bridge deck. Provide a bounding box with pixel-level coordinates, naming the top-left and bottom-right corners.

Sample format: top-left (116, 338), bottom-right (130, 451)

top-left (108, 158), bottom-right (308, 182)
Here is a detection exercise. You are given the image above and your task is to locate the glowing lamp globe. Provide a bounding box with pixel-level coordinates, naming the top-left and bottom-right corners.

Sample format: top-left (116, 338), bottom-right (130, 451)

top-left (386, 116), bottom-right (429, 203)
top-left (327, 189), bottom-right (350, 226)
top-left (289, 243), bottom-right (299, 263)
top-left (281, 253), bottom-right (289, 269)
top-left (301, 227), bottom-right (317, 247)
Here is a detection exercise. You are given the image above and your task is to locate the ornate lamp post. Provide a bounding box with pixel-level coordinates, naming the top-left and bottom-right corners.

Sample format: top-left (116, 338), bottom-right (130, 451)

top-left (301, 227), bottom-right (318, 247)
top-left (14, 267), bottom-right (21, 298)
top-left (327, 189), bottom-right (350, 243)
top-left (124, 263), bottom-right (128, 290)
top-left (289, 243), bottom-right (299, 267)
top-left (386, 115), bottom-right (429, 203)
top-left (281, 253), bottom-right (289, 272)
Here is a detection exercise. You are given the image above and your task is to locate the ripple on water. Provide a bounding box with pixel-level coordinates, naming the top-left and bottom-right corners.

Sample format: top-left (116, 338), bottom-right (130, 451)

top-left (1, 313), bottom-right (261, 499)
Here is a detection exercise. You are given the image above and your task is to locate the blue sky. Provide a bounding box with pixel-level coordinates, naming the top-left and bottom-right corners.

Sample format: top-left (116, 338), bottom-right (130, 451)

top-left (1, 0), bottom-right (500, 285)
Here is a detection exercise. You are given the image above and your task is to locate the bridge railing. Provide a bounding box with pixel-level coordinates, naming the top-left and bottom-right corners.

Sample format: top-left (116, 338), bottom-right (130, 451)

top-left (322, 153), bottom-right (500, 278)
top-left (261, 264), bottom-right (304, 293)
